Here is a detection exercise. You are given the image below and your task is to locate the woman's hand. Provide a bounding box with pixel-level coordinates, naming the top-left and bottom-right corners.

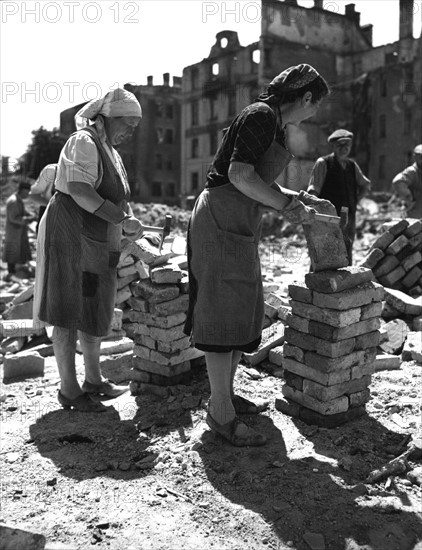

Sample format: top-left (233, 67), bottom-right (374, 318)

top-left (122, 216), bottom-right (144, 241)
top-left (282, 196), bottom-right (316, 225)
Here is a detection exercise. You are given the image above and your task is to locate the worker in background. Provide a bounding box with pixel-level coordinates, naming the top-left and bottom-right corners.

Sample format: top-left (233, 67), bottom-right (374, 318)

top-left (307, 129), bottom-right (371, 264)
top-left (29, 164), bottom-right (57, 234)
top-left (392, 144), bottom-right (422, 219)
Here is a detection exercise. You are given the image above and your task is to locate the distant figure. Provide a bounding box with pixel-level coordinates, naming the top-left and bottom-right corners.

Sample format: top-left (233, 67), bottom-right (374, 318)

top-left (392, 144), bottom-right (422, 219)
top-left (29, 164), bottom-right (57, 233)
top-left (307, 129), bottom-right (371, 264)
top-left (2, 181), bottom-right (33, 281)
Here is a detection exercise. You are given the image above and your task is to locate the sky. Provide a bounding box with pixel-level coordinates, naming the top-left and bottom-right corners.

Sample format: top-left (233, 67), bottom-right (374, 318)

top-left (1, 0), bottom-right (421, 165)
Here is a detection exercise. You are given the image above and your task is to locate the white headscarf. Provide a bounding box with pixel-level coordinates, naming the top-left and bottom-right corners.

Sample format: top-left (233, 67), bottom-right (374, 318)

top-left (75, 88), bottom-right (142, 130)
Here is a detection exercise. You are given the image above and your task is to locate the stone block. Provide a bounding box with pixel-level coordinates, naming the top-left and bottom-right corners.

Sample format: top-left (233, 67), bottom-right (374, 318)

top-left (381, 300), bottom-right (402, 319)
top-left (132, 356), bottom-right (191, 377)
top-left (150, 264), bottom-right (183, 285)
top-left (0, 319), bottom-right (45, 338)
top-left (282, 384), bottom-right (349, 415)
top-left (242, 322), bottom-right (285, 365)
top-left (134, 260), bottom-right (149, 280)
top-left (123, 322), bottom-right (150, 339)
top-left (277, 305), bottom-right (292, 322)
top-left (11, 284), bottom-right (34, 305)
top-left (384, 288), bottom-right (422, 316)
top-left (149, 323), bottom-right (186, 343)
top-left (378, 318), bottom-right (408, 354)
top-left (169, 254), bottom-right (188, 270)
top-left (360, 248), bottom-right (384, 269)
top-left (396, 244), bottom-right (413, 262)
top-left (402, 331), bottom-right (422, 363)
top-left (118, 263), bottom-right (138, 278)
top-left (100, 350), bottom-right (133, 383)
top-left (402, 251), bottom-right (422, 272)
top-left (1, 336), bottom-right (26, 354)
top-left (125, 238), bottom-right (171, 266)
top-left (117, 273), bottom-right (138, 290)
top-left (303, 375), bottom-right (371, 402)
top-left (304, 216), bottom-right (349, 272)
top-left (404, 219), bottom-right (422, 238)
top-left (290, 300), bottom-right (361, 328)
top-left (284, 370), bottom-right (304, 391)
top-left (150, 346), bottom-right (203, 366)
top-left (283, 356), bottom-right (351, 386)
top-left (409, 232), bottom-right (422, 251)
top-left (360, 301), bottom-right (383, 320)
top-left (304, 347), bottom-right (376, 373)
top-left (350, 361), bottom-right (376, 379)
top-left (149, 294), bottom-right (189, 316)
top-left (355, 331), bottom-right (380, 350)
top-left (118, 253), bottom-right (135, 268)
top-left (127, 296), bottom-right (149, 313)
top-left (129, 311), bottom-right (186, 329)
top-left (378, 266), bottom-right (406, 287)
top-left (266, 292), bottom-right (287, 309)
top-left (288, 282), bottom-right (313, 304)
top-left (371, 232), bottom-right (395, 251)
top-left (3, 300), bottom-right (34, 320)
top-left (269, 345), bottom-right (284, 366)
top-left (98, 337), bottom-right (134, 355)
top-left (286, 313), bottom-right (309, 333)
top-left (111, 308), bottom-right (123, 331)
top-left (0, 524), bottom-right (46, 550)
top-left (263, 282), bottom-right (280, 295)
top-left (349, 389), bottom-right (371, 408)
top-left (373, 255), bottom-right (400, 278)
top-left (285, 327), bottom-right (355, 358)
top-left (309, 317), bottom-right (380, 342)
top-left (133, 344), bottom-right (150, 360)
top-left (157, 336), bottom-right (191, 354)
top-left (374, 354), bottom-right (401, 372)
top-left (386, 234), bottom-right (410, 255)
top-left (402, 266), bottom-right (422, 289)
top-left (134, 333), bottom-right (156, 350)
top-left (115, 286), bottom-right (132, 306)
top-left (381, 218), bottom-right (409, 236)
top-left (130, 369), bottom-right (151, 383)
top-left (305, 266), bottom-right (374, 294)
top-left (283, 343), bottom-right (305, 363)
top-left (312, 282), bottom-right (384, 311)
top-left (3, 351), bottom-right (45, 380)
top-left (299, 404), bottom-right (366, 427)
top-left (264, 301), bottom-right (278, 319)
top-left (409, 285), bottom-right (422, 298)
top-left (130, 279), bottom-right (179, 304)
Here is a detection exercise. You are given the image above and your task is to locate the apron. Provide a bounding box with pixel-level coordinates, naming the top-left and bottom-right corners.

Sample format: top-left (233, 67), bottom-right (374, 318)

top-left (37, 127), bottom-right (130, 336)
top-left (185, 141), bottom-right (293, 349)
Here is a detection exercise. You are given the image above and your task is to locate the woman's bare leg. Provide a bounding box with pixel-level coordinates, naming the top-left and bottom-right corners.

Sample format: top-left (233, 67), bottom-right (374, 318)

top-left (78, 330), bottom-right (102, 384)
top-left (206, 351), bottom-right (235, 426)
top-left (51, 326), bottom-right (82, 399)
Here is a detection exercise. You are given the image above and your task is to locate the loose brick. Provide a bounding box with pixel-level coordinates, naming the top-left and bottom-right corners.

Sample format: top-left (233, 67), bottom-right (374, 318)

top-left (116, 286), bottom-right (132, 305)
top-left (409, 232), bottom-right (422, 251)
top-left (283, 343), bottom-right (305, 363)
top-left (2, 300), bottom-right (34, 320)
top-left (11, 284), bottom-right (34, 305)
top-left (374, 354), bottom-right (401, 371)
top-left (3, 351), bottom-right (44, 380)
top-left (264, 301), bottom-right (278, 319)
top-left (282, 384), bottom-right (349, 415)
top-left (243, 322), bottom-right (285, 365)
top-left (309, 317), bottom-right (380, 342)
top-left (355, 331), bottom-right (380, 350)
top-left (312, 282), bottom-right (383, 311)
top-left (135, 260), bottom-right (150, 280)
top-left (360, 248), bottom-right (384, 269)
top-left (404, 219), bottom-right (422, 238)
top-left (149, 294), bottom-right (189, 316)
top-left (127, 296), bottom-right (149, 313)
top-left (100, 350), bottom-right (133, 383)
top-left (130, 279), bottom-right (179, 304)
top-left (373, 255), bottom-right (400, 278)
top-left (150, 264), bottom-right (183, 285)
top-left (118, 263), bottom-right (138, 278)
top-left (125, 238), bottom-right (171, 266)
top-left (277, 305), bottom-right (292, 322)
top-left (118, 253), bottom-right (135, 268)
top-left (285, 327), bottom-right (355, 358)
top-left (304, 219), bottom-right (349, 272)
top-left (409, 285), bottom-right (422, 298)
top-left (349, 389), bottom-right (371, 407)
top-left (0, 319), bottom-right (45, 338)
top-left (378, 266), bottom-right (406, 287)
top-left (402, 251), bottom-right (422, 272)
top-left (286, 313), bottom-right (309, 333)
top-left (381, 219), bottom-right (409, 236)
top-left (386, 234), bottom-right (410, 255)
top-left (1, 336), bottom-right (26, 354)
top-left (133, 344), bottom-right (150, 360)
top-left (371, 232), bottom-right (395, 251)
top-left (291, 300), bottom-right (361, 328)
top-left (378, 319), bottom-right (408, 354)
top-left (282, 357), bottom-right (351, 386)
top-left (402, 331), bottom-right (422, 363)
top-left (305, 266), bottom-right (373, 294)
top-left (117, 273), bottom-right (138, 290)
top-left (134, 333), bottom-right (157, 350)
top-left (360, 301), bottom-right (383, 320)
top-left (269, 345), bottom-right (284, 366)
top-left (384, 288), bottom-right (422, 316)
top-left (402, 266), bottom-right (422, 289)
top-left (288, 282), bottom-right (313, 304)
top-left (303, 375), bottom-right (371, 402)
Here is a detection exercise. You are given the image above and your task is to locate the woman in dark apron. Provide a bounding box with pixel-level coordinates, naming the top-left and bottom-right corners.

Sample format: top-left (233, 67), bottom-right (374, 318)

top-left (34, 88), bottom-right (145, 412)
top-left (184, 64), bottom-right (330, 446)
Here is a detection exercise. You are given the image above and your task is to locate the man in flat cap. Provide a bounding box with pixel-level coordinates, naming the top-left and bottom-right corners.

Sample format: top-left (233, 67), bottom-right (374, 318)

top-left (392, 144), bottom-right (422, 219)
top-left (307, 129), bottom-right (371, 264)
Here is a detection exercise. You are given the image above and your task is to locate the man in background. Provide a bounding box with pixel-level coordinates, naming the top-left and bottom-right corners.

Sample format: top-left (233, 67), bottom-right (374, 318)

top-left (392, 144), bottom-right (422, 219)
top-left (307, 129), bottom-right (371, 264)
top-left (29, 164), bottom-right (57, 233)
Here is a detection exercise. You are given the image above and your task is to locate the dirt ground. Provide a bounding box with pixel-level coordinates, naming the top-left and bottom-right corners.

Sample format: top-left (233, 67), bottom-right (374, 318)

top-left (1, 206), bottom-right (421, 550)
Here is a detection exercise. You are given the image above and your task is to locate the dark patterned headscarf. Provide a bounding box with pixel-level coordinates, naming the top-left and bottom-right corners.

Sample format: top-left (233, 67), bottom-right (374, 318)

top-left (258, 64), bottom-right (320, 104)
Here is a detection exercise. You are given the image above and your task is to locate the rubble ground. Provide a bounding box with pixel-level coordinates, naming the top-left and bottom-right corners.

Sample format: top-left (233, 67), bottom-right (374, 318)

top-left (0, 201), bottom-right (421, 550)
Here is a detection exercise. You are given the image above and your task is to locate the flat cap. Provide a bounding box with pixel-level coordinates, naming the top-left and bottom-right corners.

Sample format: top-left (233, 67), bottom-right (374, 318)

top-left (328, 129), bottom-right (354, 143)
top-left (414, 144), bottom-right (422, 154)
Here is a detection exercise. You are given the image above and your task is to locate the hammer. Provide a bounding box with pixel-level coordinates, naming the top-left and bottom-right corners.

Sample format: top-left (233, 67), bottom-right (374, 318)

top-left (159, 214), bottom-right (172, 253)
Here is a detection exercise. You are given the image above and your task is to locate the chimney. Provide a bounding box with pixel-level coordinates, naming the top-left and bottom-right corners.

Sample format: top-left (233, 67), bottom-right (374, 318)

top-left (163, 73), bottom-right (170, 86)
top-left (173, 76), bottom-right (182, 87)
top-left (147, 75), bottom-right (153, 86)
top-left (400, 0), bottom-right (414, 39)
top-left (314, 0), bottom-right (323, 8)
top-left (361, 24), bottom-right (373, 45)
top-left (345, 4), bottom-right (361, 25)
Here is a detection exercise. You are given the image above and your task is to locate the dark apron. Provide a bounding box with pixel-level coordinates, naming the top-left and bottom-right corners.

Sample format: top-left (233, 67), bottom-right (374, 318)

top-left (39, 127), bottom-right (130, 336)
top-left (185, 141), bottom-right (293, 349)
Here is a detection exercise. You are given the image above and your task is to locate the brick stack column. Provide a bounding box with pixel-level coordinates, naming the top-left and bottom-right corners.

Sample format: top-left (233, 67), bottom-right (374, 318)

top-left (276, 267), bottom-right (384, 427)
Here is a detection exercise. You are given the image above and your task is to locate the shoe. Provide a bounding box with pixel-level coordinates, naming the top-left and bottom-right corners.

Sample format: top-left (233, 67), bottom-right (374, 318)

top-left (206, 412), bottom-right (267, 447)
top-left (232, 395), bottom-right (269, 415)
top-left (57, 391), bottom-right (107, 412)
top-left (81, 379), bottom-right (129, 400)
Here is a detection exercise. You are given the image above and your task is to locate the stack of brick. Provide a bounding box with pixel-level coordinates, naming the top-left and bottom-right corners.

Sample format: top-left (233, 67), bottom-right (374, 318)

top-left (360, 218), bottom-right (422, 296)
top-left (276, 267), bottom-right (384, 427)
top-left (113, 237), bottom-right (203, 395)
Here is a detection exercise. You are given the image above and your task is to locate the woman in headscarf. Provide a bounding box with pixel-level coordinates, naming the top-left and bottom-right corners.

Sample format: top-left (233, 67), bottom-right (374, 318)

top-left (184, 64), bottom-right (330, 446)
top-left (33, 88), bottom-right (145, 412)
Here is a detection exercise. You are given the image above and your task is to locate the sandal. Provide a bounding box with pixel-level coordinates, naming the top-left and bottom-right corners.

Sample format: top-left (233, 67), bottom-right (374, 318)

top-left (232, 395), bottom-right (269, 415)
top-left (206, 412), bottom-right (267, 447)
top-left (81, 379), bottom-right (129, 400)
top-left (57, 391), bottom-right (107, 413)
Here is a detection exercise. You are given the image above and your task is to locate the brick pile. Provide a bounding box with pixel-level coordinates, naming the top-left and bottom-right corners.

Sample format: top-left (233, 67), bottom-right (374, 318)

top-left (115, 237), bottom-right (204, 396)
top-left (360, 218), bottom-right (422, 296)
top-left (276, 267), bottom-right (384, 427)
